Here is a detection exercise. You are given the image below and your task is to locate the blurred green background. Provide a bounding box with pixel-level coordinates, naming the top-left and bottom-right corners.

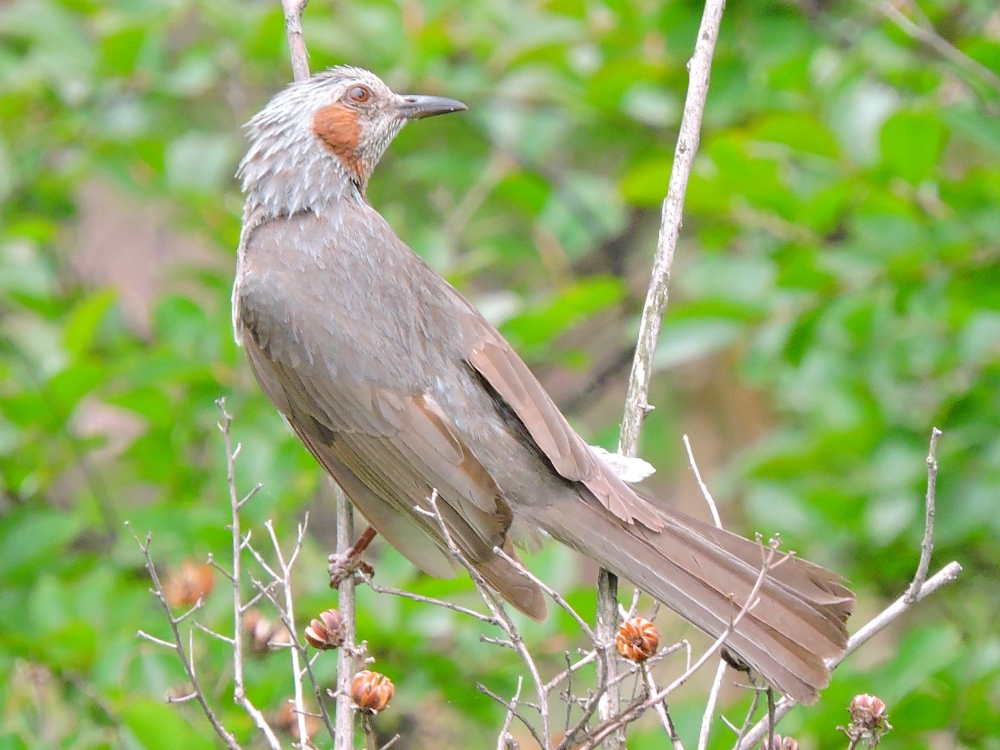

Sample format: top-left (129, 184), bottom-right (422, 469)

top-left (1, 0), bottom-right (999, 747)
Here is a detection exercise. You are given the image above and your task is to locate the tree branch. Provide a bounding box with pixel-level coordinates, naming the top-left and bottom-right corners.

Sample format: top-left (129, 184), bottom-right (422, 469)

top-left (906, 427), bottom-right (940, 603)
top-left (281, 0), bottom-right (310, 83)
top-left (735, 427), bottom-right (960, 749)
top-left (583, 540), bottom-right (782, 750)
top-left (334, 482), bottom-right (358, 750)
top-left (872, 0), bottom-right (1000, 97)
top-left (604, 0), bottom-right (729, 744)
top-left (735, 561), bottom-right (961, 750)
top-left (218, 401), bottom-right (282, 750)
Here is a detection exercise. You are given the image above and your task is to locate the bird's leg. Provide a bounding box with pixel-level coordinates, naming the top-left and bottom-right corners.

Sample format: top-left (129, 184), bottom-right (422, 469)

top-left (328, 525), bottom-right (377, 587)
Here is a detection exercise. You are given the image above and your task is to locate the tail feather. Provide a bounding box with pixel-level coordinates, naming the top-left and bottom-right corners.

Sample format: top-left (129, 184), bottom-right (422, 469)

top-left (537, 499), bottom-right (854, 705)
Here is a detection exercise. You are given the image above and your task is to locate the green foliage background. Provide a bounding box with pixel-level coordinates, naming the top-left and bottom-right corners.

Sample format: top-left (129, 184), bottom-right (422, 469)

top-left (1, 0), bottom-right (999, 748)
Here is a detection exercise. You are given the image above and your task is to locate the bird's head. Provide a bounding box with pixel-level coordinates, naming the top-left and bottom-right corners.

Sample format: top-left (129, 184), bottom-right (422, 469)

top-left (238, 66), bottom-right (466, 215)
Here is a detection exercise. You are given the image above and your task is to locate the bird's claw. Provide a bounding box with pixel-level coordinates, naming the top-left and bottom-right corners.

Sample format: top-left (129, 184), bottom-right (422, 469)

top-left (327, 553), bottom-right (374, 587)
top-left (327, 526), bottom-right (378, 588)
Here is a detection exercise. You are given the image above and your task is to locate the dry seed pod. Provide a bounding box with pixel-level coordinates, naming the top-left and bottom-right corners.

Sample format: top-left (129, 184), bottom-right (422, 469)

top-left (163, 560), bottom-right (213, 609)
top-left (615, 617), bottom-right (659, 662)
top-left (849, 693), bottom-right (891, 732)
top-left (304, 609), bottom-right (345, 650)
top-left (351, 670), bottom-right (394, 714)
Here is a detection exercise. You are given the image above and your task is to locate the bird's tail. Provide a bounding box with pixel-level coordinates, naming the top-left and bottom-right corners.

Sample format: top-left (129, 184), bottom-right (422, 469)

top-left (535, 498), bottom-right (854, 705)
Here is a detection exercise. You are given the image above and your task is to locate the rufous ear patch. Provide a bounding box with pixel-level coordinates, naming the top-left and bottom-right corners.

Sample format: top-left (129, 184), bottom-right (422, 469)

top-left (313, 104), bottom-right (364, 180)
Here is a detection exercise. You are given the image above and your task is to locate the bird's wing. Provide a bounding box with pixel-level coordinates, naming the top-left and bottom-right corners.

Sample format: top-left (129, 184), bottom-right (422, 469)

top-left (465, 332), bottom-right (665, 530)
top-left (236, 257), bottom-right (546, 618)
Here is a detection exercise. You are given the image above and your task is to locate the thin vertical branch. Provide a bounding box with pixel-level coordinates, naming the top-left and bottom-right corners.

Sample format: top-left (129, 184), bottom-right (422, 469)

top-left (698, 660), bottom-right (728, 750)
top-left (266, 519), bottom-right (309, 746)
top-left (218, 401), bottom-right (282, 750)
top-left (129, 522), bottom-right (243, 750)
top-left (617, 0), bottom-right (729, 453)
top-left (687, 435), bottom-right (727, 750)
top-left (594, 568), bottom-right (621, 750)
top-left (281, 0), bottom-right (311, 82)
top-left (604, 1), bottom-right (728, 744)
top-left (334, 483), bottom-right (358, 750)
top-left (906, 427), bottom-right (941, 603)
top-left (273, 2), bottom-right (361, 746)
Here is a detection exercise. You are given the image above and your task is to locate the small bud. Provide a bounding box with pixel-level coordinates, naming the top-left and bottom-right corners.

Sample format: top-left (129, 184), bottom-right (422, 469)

top-left (351, 670), bottom-right (394, 714)
top-left (761, 735), bottom-right (798, 750)
top-left (304, 609), bottom-right (345, 650)
top-left (615, 617), bottom-right (659, 662)
top-left (163, 560), bottom-right (213, 609)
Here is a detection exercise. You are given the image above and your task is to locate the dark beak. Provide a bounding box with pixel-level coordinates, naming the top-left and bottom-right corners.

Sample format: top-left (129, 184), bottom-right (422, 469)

top-left (395, 94), bottom-right (468, 120)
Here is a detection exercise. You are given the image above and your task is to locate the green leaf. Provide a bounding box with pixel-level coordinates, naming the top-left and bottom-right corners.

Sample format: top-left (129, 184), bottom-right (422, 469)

top-left (121, 699), bottom-right (215, 750)
top-left (875, 625), bottom-right (961, 703)
top-left (880, 111), bottom-right (947, 183)
top-left (751, 112), bottom-right (839, 157)
top-left (0, 511), bottom-right (81, 581)
top-left (653, 318), bottom-right (744, 370)
top-left (621, 155), bottom-right (671, 207)
top-left (0, 733), bottom-right (29, 750)
top-left (500, 277), bottom-right (625, 353)
top-left (63, 289), bottom-right (116, 357)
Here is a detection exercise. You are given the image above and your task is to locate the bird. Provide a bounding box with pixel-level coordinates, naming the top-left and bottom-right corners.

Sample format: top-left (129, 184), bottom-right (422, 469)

top-left (233, 66), bottom-right (854, 705)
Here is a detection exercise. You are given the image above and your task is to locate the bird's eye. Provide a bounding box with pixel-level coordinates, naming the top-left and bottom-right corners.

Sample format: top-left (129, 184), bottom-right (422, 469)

top-left (348, 86), bottom-right (371, 103)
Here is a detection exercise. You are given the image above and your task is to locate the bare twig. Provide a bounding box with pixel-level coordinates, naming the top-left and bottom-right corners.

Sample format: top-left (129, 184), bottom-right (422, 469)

top-left (334, 482), bottom-right (358, 750)
top-left (544, 650), bottom-right (598, 693)
top-left (735, 427), bottom-right (960, 749)
top-left (281, 0), bottom-right (310, 83)
top-left (493, 545), bottom-right (595, 640)
top-left (765, 688), bottom-right (775, 750)
top-left (265, 516), bottom-right (329, 745)
top-left (642, 664), bottom-right (684, 750)
top-left (698, 660), bottom-right (728, 750)
top-left (479, 682), bottom-right (545, 749)
top-left (730, 679), bottom-right (763, 748)
top-left (419, 491), bottom-right (552, 747)
top-left (684, 435), bottom-right (722, 529)
top-left (582, 541), bottom-right (782, 750)
top-left (364, 575), bottom-right (497, 624)
top-left (497, 677), bottom-right (524, 750)
top-left (618, 0), bottom-right (729, 454)
top-left (873, 0), bottom-right (1000, 96)
top-left (217, 401), bottom-right (281, 750)
top-left (594, 569), bottom-right (621, 750)
top-left (735, 561), bottom-right (962, 750)
top-left (687, 434), bottom-right (726, 750)
top-left (127, 522), bottom-right (242, 750)
top-left (906, 427), bottom-right (940, 603)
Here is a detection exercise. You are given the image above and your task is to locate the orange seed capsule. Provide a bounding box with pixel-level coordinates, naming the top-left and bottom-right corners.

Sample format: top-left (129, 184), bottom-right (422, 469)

top-left (351, 670), bottom-right (394, 714)
top-left (615, 617), bottom-right (659, 662)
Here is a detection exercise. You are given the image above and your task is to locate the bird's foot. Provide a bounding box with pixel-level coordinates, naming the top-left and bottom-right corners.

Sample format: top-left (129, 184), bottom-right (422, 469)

top-left (328, 526), bottom-right (378, 587)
